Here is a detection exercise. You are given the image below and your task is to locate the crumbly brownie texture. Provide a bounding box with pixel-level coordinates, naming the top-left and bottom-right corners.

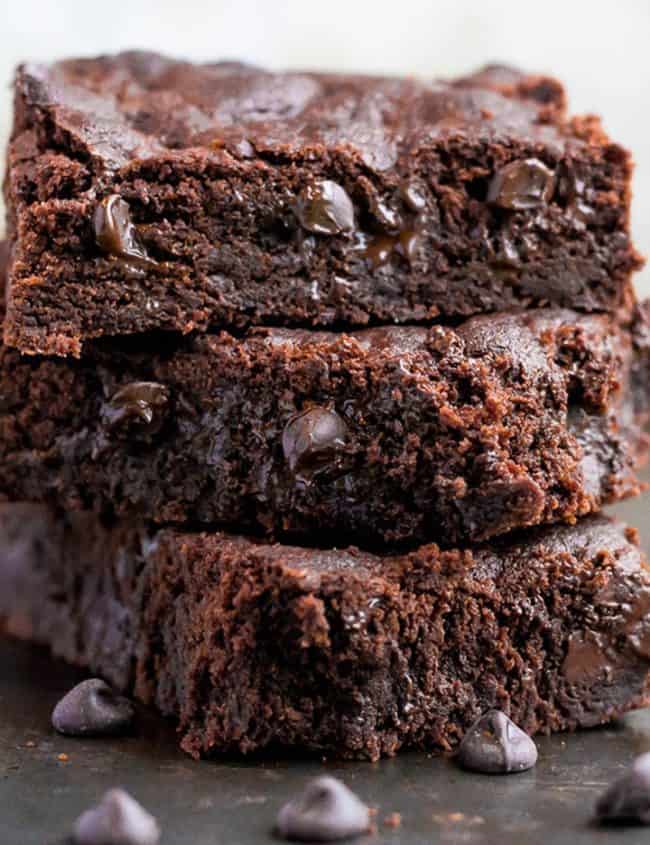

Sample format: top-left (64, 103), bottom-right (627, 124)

top-left (1, 238), bottom-right (648, 545)
top-left (1, 504), bottom-right (649, 760)
top-left (4, 52), bottom-right (642, 355)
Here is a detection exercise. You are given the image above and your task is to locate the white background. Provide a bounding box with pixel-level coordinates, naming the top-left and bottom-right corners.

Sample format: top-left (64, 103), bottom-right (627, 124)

top-left (1, 0), bottom-right (649, 294)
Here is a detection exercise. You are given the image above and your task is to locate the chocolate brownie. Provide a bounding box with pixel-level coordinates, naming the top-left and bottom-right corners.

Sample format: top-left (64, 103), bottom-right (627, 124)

top-left (1, 245), bottom-right (648, 544)
top-left (4, 52), bottom-right (642, 355)
top-left (1, 504), bottom-right (649, 760)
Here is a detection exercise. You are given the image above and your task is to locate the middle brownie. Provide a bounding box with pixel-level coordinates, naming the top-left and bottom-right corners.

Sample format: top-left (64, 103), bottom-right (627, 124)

top-left (1, 294), bottom-right (649, 546)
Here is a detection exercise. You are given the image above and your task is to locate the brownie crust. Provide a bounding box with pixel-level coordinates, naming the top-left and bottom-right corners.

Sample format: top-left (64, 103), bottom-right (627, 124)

top-left (3, 52), bottom-right (642, 355)
top-left (1, 504), bottom-right (649, 761)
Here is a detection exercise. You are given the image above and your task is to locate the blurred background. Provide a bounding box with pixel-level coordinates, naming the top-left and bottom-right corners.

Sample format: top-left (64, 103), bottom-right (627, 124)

top-left (2, 0), bottom-right (649, 294)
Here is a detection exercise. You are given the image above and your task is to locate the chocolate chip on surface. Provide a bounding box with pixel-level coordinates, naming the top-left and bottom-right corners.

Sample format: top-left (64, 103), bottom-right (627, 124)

top-left (456, 710), bottom-right (538, 774)
top-left (94, 195), bottom-right (155, 266)
top-left (294, 181), bottom-right (355, 235)
top-left (595, 752), bottom-right (650, 824)
top-left (282, 407), bottom-right (348, 476)
top-left (487, 159), bottom-right (554, 210)
top-left (102, 382), bottom-right (170, 437)
top-left (72, 788), bottom-right (160, 844)
top-left (276, 776), bottom-right (370, 842)
top-left (52, 679), bottom-right (135, 737)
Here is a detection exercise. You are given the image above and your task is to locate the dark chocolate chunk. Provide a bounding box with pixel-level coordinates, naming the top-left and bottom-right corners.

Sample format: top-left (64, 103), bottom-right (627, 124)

top-left (94, 195), bottom-right (154, 266)
top-left (294, 181), bottom-right (355, 236)
top-left (102, 382), bottom-right (170, 437)
top-left (487, 159), bottom-right (555, 210)
top-left (72, 788), bottom-right (160, 844)
top-left (276, 776), bottom-right (370, 842)
top-left (595, 753), bottom-right (650, 825)
top-left (52, 679), bottom-right (135, 737)
top-left (282, 407), bottom-right (348, 476)
top-left (456, 710), bottom-right (538, 774)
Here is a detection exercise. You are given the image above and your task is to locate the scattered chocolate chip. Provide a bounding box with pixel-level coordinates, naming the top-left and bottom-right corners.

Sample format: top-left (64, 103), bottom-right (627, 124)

top-left (73, 788), bottom-right (160, 845)
top-left (276, 776), bottom-right (370, 842)
top-left (595, 752), bottom-right (650, 825)
top-left (52, 679), bottom-right (135, 737)
top-left (282, 407), bottom-right (348, 476)
top-left (94, 195), bottom-right (155, 266)
top-left (102, 382), bottom-right (170, 437)
top-left (294, 181), bottom-right (355, 235)
top-left (456, 710), bottom-right (538, 774)
top-left (487, 159), bottom-right (554, 211)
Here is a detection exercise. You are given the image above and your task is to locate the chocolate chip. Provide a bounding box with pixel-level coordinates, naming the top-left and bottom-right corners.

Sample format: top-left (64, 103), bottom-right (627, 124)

top-left (276, 776), bottom-right (370, 842)
top-left (368, 196), bottom-right (402, 233)
top-left (363, 234), bottom-right (396, 269)
top-left (487, 159), bottom-right (554, 210)
top-left (102, 382), bottom-right (170, 437)
top-left (294, 181), bottom-right (355, 235)
top-left (94, 195), bottom-right (154, 266)
top-left (400, 180), bottom-right (427, 213)
top-left (73, 788), bottom-right (160, 844)
top-left (456, 710), bottom-right (538, 774)
top-left (52, 679), bottom-right (135, 737)
top-left (362, 228), bottom-right (421, 269)
top-left (282, 407), bottom-right (348, 476)
top-left (398, 229), bottom-right (421, 265)
top-left (595, 752), bottom-right (650, 825)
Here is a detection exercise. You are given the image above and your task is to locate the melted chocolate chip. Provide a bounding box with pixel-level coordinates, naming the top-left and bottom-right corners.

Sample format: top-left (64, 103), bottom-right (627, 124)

top-left (555, 162), bottom-right (595, 225)
top-left (400, 180), bottom-right (427, 213)
top-left (362, 229), bottom-right (422, 269)
top-left (562, 631), bottom-right (612, 685)
top-left (363, 234), bottom-right (396, 269)
top-left (282, 407), bottom-right (348, 476)
top-left (399, 229), bottom-right (421, 264)
top-left (73, 788), bottom-right (160, 845)
top-left (294, 181), bottom-right (355, 235)
top-left (368, 196), bottom-right (402, 233)
top-left (94, 195), bottom-right (156, 267)
top-left (596, 753), bottom-right (650, 825)
top-left (52, 679), bottom-right (135, 737)
top-left (362, 179), bottom-right (426, 267)
top-left (102, 382), bottom-right (170, 437)
top-left (456, 710), bottom-right (538, 774)
top-left (275, 776), bottom-right (370, 842)
top-left (487, 159), bottom-right (555, 210)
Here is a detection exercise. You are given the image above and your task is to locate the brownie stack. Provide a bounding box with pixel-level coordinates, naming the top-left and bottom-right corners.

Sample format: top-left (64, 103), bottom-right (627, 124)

top-left (1, 52), bottom-right (650, 761)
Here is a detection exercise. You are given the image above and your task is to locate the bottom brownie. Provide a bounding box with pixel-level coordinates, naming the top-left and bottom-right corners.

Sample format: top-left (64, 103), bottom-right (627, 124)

top-left (1, 504), bottom-right (649, 761)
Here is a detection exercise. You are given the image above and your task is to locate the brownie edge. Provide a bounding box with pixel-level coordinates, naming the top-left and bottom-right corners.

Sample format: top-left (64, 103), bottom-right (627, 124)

top-left (1, 504), bottom-right (649, 761)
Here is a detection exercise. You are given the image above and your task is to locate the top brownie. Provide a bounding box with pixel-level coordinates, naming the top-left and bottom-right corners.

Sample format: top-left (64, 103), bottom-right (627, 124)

top-left (4, 52), bottom-right (643, 355)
